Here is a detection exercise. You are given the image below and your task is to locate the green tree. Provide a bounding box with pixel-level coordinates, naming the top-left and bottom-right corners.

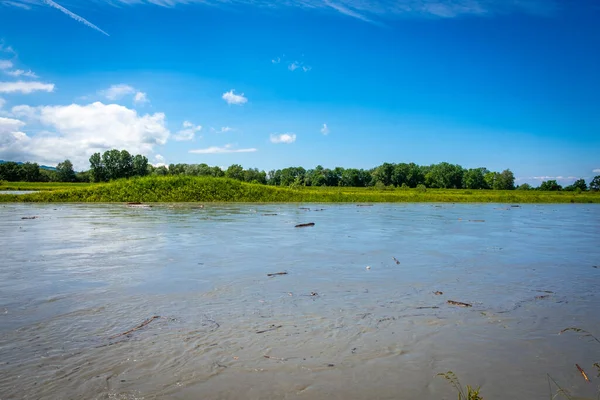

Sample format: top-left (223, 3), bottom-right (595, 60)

top-left (516, 183), bottom-right (532, 190)
top-left (463, 168), bottom-right (488, 189)
top-left (19, 162), bottom-right (42, 182)
top-left (56, 159), bottom-right (76, 182)
top-left (539, 180), bottom-right (562, 191)
top-left (590, 176), bottom-right (600, 191)
top-left (118, 150), bottom-right (134, 178)
top-left (372, 163), bottom-right (394, 186)
top-left (495, 169), bottom-right (515, 190)
top-left (132, 154), bottom-right (149, 177)
top-left (0, 162), bottom-right (21, 181)
top-left (89, 152), bottom-right (106, 182)
top-left (226, 164), bottom-right (245, 181)
top-left (102, 149), bottom-right (121, 180)
top-left (425, 162), bottom-right (464, 189)
top-left (566, 178), bottom-right (588, 191)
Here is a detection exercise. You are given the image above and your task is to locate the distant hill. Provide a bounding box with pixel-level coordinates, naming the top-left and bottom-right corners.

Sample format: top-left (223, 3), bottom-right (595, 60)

top-left (0, 159), bottom-right (57, 171)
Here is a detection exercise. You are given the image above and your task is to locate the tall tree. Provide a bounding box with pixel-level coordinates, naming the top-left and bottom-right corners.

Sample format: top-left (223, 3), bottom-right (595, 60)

top-left (56, 159), bottom-right (76, 182)
top-left (89, 152), bottom-right (106, 182)
top-left (132, 154), bottom-right (149, 177)
top-left (102, 149), bottom-right (121, 180)
top-left (495, 169), bottom-right (515, 190)
top-left (589, 176), bottom-right (600, 191)
top-left (225, 164), bottom-right (244, 181)
top-left (463, 168), bottom-right (488, 189)
top-left (539, 180), bottom-right (562, 191)
top-left (118, 150), bottom-right (134, 178)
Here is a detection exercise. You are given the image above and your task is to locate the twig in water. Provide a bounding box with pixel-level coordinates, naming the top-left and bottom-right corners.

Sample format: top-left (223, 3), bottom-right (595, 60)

top-left (392, 257), bottom-right (400, 265)
top-left (267, 272), bottom-right (287, 277)
top-left (256, 325), bottom-right (282, 334)
top-left (576, 364), bottom-right (590, 382)
top-left (109, 316), bottom-right (162, 339)
top-left (559, 328), bottom-right (600, 345)
top-left (264, 355), bottom-right (287, 361)
top-left (447, 300), bottom-right (472, 307)
top-left (295, 222), bottom-right (315, 228)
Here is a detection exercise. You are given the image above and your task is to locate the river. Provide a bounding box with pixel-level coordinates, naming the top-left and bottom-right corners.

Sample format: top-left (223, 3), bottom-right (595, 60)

top-left (0, 203), bottom-right (599, 399)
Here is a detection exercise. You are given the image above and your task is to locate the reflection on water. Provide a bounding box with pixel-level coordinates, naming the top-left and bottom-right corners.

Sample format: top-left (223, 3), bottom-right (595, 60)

top-left (0, 203), bottom-right (599, 399)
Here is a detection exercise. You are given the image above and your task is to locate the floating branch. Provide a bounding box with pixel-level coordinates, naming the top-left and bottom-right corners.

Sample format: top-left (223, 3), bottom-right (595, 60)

top-left (267, 272), bottom-right (287, 277)
top-left (295, 222), bottom-right (315, 228)
top-left (576, 364), bottom-right (590, 383)
top-left (109, 316), bottom-right (161, 339)
top-left (447, 300), bottom-right (472, 307)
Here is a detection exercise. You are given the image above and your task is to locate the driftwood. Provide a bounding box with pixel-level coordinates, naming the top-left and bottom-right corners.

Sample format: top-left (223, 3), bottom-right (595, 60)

top-left (256, 325), bottom-right (282, 334)
top-left (21, 216), bottom-right (38, 220)
top-left (434, 291), bottom-right (443, 295)
top-left (109, 316), bottom-right (161, 339)
top-left (357, 204), bottom-right (373, 207)
top-left (535, 295), bottom-right (550, 300)
top-left (267, 272), bottom-right (287, 277)
top-left (447, 300), bottom-right (472, 307)
top-left (392, 257), bottom-right (400, 265)
top-left (295, 222), bottom-right (315, 228)
top-left (469, 220), bottom-right (485, 223)
top-left (262, 213), bottom-right (278, 216)
top-left (576, 364), bottom-right (590, 382)
top-left (416, 306), bottom-right (440, 309)
top-left (264, 355), bottom-right (287, 361)
top-left (299, 207), bottom-right (310, 210)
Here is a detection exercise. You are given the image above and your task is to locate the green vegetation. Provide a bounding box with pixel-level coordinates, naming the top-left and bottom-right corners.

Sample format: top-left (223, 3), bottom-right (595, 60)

top-left (437, 372), bottom-right (483, 400)
top-left (1, 176), bottom-right (599, 203)
top-left (0, 181), bottom-right (94, 191)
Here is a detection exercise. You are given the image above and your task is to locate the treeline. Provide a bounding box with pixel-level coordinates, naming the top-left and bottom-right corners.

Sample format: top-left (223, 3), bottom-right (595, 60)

top-left (2, 149), bottom-right (599, 191)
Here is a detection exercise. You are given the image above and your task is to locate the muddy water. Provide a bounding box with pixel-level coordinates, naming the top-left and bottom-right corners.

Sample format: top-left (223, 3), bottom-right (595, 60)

top-left (0, 203), bottom-right (599, 400)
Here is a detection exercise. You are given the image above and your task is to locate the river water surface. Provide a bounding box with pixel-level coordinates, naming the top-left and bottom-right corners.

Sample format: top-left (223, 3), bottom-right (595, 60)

top-left (0, 203), bottom-right (599, 400)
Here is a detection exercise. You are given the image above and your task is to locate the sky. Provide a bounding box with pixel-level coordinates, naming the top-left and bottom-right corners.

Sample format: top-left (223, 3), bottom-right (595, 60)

top-left (0, 0), bottom-right (599, 185)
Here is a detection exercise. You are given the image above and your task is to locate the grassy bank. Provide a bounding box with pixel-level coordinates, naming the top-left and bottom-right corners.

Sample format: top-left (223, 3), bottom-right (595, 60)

top-left (1, 176), bottom-right (599, 203)
top-left (0, 181), bottom-right (94, 191)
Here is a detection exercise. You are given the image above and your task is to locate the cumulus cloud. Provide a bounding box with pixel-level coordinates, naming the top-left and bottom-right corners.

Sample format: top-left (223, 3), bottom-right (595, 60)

top-left (0, 81), bottom-right (54, 94)
top-left (222, 90), bottom-right (248, 105)
top-left (270, 133), bottom-right (296, 144)
top-left (3, 101), bottom-right (170, 169)
top-left (0, 97), bottom-right (5, 109)
top-left (189, 144), bottom-right (257, 154)
top-left (173, 120), bottom-right (202, 141)
top-left (320, 123), bottom-right (329, 135)
top-left (134, 91), bottom-right (149, 104)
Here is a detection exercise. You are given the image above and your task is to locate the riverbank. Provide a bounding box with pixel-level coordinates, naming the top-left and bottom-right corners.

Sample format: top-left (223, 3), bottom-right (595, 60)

top-left (1, 176), bottom-right (599, 203)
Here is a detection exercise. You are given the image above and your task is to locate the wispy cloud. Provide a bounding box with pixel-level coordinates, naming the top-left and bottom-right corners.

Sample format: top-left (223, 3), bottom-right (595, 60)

top-left (189, 144), bottom-right (257, 154)
top-left (321, 123), bottom-right (329, 135)
top-left (5, 69), bottom-right (38, 78)
top-left (271, 57), bottom-right (281, 64)
top-left (211, 126), bottom-right (234, 134)
top-left (134, 91), bottom-right (149, 105)
top-left (41, 0), bottom-right (109, 36)
top-left (593, 169), bottom-right (600, 174)
top-left (3, 0), bottom-right (556, 24)
top-left (516, 176), bottom-right (580, 182)
top-left (173, 120), bottom-right (202, 141)
top-left (100, 84), bottom-right (135, 100)
top-left (222, 89), bottom-right (247, 105)
top-left (0, 81), bottom-right (54, 94)
top-left (0, 97), bottom-right (5, 109)
top-left (270, 133), bottom-right (296, 144)
top-left (0, 60), bottom-right (13, 70)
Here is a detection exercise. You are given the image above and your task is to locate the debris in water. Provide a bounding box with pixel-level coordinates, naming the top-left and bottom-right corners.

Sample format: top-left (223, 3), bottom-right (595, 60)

top-left (511, 205), bottom-right (521, 208)
top-left (264, 355), bottom-right (287, 361)
top-left (262, 213), bottom-right (278, 216)
top-left (109, 316), bottom-right (162, 339)
top-left (392, 257), bottom-right (400, 265)
top-left (434, 291), bottom-right (443, 295)
top-left (267, 272), bottom-right (288, 277)
top-left (256, 325), bottom-right (283, 334)
top-left (310, 292), bottom-right (318, 296)
top-left (593, 265), bottom-right (598, 269)
top-left (21, 216), bottom-right (38, 220)
top-left (357, 204), bottom-right (373, 207)
top-left (447, 300), bottom-right (472, 307)
top-left (327, 364), bottom-right (335, 367)
top-left (535, 295), bottom-right (550, 300)
top-left (299, 207), bottom-right (310, 210)
top-left (295, 222), bottom-right (315, 228)
top-left (576, 364), bottom-right (590, 382)
top-left (366, 266), bottom-right (371, 270)
top-left (416, 306), bottom-right (440, 309)
top-left (469, 220), bottom-right (485, 222)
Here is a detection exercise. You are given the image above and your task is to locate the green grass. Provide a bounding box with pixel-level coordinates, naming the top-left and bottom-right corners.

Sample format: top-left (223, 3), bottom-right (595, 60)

top-left (1, 176), bottom-right (599, 203)
top-left (0, 181), bottom-right (95, 191)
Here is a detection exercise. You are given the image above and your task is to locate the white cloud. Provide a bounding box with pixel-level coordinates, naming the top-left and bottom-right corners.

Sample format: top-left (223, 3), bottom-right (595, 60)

top-left (222, 89), bottom-right (248, 105)
top-left (271, 57), bottom-right (281, 64)
top-left (1, 0), bottom-right (554, 24)
top-left (41, 0), bottom-right (109, 36)
top-left (0, 97), bottom-right (5, 109)
top-left (134, 91), bottom-right (149, 104)
top-left (3, 101), bottom-right (170, 169)
top-left (288, 62), bottom-right (300, 71)
top-left (173, 120), bottom-right (202, 141)
top-left (211, 126), bottom-right (234, 134)
top-left (270, 133), bottom-right (296, 144)
top-left (100, 84), bottom-right (136, 100)
top-left (0, 81), bottom-right (54, 94)
top-left (320, 123), bottom-right (329, 135)
top-left (5, 69), bottom-right (38, 78)
top-left (288, 61), bottom-right (311, 72)
top-left (593, 169), bottom-right (600, 174)
top-left (0, 60), bottom-right (13, 70)
top-left (189, 144), bottom-right (257, 154)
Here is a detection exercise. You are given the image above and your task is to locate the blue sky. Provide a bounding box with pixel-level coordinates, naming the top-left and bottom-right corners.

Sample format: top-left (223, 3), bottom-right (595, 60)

top-left (0, 0), bottom-right (599, 185)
